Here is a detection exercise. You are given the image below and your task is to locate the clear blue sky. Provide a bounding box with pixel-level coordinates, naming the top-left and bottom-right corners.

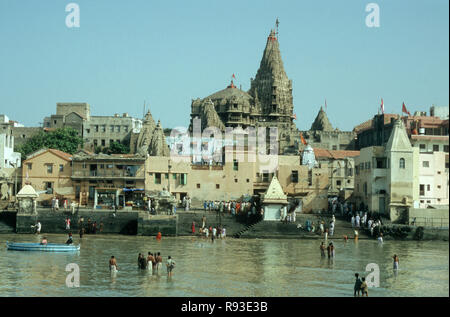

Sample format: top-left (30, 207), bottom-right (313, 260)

top-left (0, 0), bottom-right (448, 131)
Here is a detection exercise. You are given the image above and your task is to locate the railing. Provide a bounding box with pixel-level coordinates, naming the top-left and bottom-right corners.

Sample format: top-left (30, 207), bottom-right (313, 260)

top-left (72, 171), bottom-right (144, 178)
top-left (410, 217), bottom-right (449, 229)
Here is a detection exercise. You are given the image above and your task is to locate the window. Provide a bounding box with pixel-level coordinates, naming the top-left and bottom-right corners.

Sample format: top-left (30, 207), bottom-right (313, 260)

top-left (82, 163), bottom-right (87, 169)
top-left (291, 170), bottom-right (299, 183)
top-left (363, 183), bottom-right (367, 196)
top-left (419, 144), bottom-right (426, 150)
top-left (420, 184), bottom-right (425, 196)
top-left (433, 144), bottom-right (439, 152)
top-left (45, 182), bottom-right (53, 194)
top-left (427, 184), bottom-right (430, 191)
top-left (59, 164), bottom-right (64, 172)
top-left (172, 174), bottom-right (177, 180)
top-left (27, 163), bottom-right (32, 170)
top-left (399, 158), bottom-right (405, 169)
top-left (102, 125), bottom-right (106, 132)
top-left (246, 179), bottom-right (250, 183)
top-left (347, 168), bottom-right (353, 177)
top-left (46, 164), bottom-right (53, 174)
top-left (422, 161), bottom-right (429, 168)
top-left (197, 183), bottom-right (201, 189)
top-left (95, 125), bottom-right (99, 132)
top-left (86, 129), bottom-right (90, 134)
top-left (124, 126), bottom-right (129, 132)
top-left (101, 139), bottom-right (105, 146)
top-left (155, 173), bottom-right (161, 184)
top-left (332, 145), bottom-right (337, 150)
top-left (262, 171), bottom-right (269, 182)
top-left (308, 170), bottom-right (312, 186)
top-left (110, 125), bottom-right (114, 132)
top-left (165, 173), bottom-right (169, 179)
top-left (234, 179), bottom-right (238, 183)
top-left (180, 174), bottom-right (187, 185)
top-left (94, 139), bottom-right (98, 147)
top-left (100, 164), bottom-right (104, 169)
top-left (233, 159), bottom-right (239, 171)
top-left (336, 180), bottom-right (342, 186)
top-left (116, 125), bottom-right (120, 132)
top-left (437, 185), bottom-right (441, 189)
top-left (110, 139), bottom-right (114, 146)
top-left (216, 184), bottom-right (220, 189)
top-left (444, 145), bottom-right (449, 153)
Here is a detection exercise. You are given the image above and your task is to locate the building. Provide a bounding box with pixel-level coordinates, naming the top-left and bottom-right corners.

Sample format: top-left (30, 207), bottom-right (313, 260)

top-left (43, 103), bottom-right (143, 152)
top-left (354, 119), bottom-right (419, 222)
top-left (0, 118), bottom-right (21, 169)
top-left (189, 23), bottom-right (299, 154)
top-left (129, 110), bottom-right (169, 156)
top-left (71, 151), bottom-right (146, 208)
top-left (312, 148), bottom-right (360, 200)
top-left (144, 148), bottom-right (329, 213)
top-left (354, 111), bottom-right (449, 152)
top-left (430, 105), bottom-right (449, 120)
top-left (22, 149), bottom-right (74, 203)
top-left (418, 151), bottom-right (449, 208)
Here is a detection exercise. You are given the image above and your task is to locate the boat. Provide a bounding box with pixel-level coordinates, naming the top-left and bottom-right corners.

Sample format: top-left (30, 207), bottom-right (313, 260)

top-left (6, 242), bottom-right (80, 252)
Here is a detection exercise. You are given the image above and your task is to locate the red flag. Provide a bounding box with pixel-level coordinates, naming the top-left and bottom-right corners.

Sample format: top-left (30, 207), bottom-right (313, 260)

top-left (300, 132), bottom-right (307, 145)
top-left (232, 73), bottom-right (236, 79)
top-left (402, 102), bottom-right (411, 116)
top-left (380, 98), bottom-right (384, 114)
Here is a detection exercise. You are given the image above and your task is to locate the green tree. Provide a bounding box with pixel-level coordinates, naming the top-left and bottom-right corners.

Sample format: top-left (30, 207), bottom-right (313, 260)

top-left (17, 127), bottom-right (84, 159)
top-left (101, 142), bottom-right (130, 155)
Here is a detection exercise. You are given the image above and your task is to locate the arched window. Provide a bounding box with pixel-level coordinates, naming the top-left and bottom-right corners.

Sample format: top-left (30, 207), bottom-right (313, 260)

top-left (399, 158), bottom-right (405, 169)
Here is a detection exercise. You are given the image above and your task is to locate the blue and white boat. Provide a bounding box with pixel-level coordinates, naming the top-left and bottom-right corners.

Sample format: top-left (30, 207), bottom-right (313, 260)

top-left (6, 242), bottom-right (80, 252)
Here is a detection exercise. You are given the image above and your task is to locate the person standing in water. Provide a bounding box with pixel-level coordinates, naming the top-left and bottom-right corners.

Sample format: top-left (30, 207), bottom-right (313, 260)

top-left (393, 254), bottom-right (399, 270)
top-left (360, 277), bottom-right (369, 297)
top-left (166, 256), bottom-right (175, 277)
top-left (66, 232), bottom-right (73, 245)
top-left (156, 252), bottom-right (163, 273)
top-left (320, 242), bottom-right (326, 257)
top-left (109, 256), bottom-right (118, 272)
top-left (147, 252), bottom-right (155, 273)
top-left (354, 273), bottom-right (362, 297)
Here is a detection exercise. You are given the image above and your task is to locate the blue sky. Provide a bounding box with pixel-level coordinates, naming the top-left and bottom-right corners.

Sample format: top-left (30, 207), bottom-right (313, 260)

top-left (0, 0), bottom-right (448, 131)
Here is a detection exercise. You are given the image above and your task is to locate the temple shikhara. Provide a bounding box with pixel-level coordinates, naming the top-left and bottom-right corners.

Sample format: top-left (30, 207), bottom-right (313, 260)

top-left (189, 21), bottom-right (299, 154)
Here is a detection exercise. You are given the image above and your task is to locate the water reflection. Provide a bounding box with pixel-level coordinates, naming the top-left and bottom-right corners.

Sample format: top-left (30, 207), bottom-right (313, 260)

top-left (0, 234), bottom-right (448, 297)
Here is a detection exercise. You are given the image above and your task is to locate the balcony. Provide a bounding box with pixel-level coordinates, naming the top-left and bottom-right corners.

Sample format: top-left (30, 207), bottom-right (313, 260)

top-left (72, 170), bottom-right (144, 180)
top-left (373, 168), bottom-right (387, 180)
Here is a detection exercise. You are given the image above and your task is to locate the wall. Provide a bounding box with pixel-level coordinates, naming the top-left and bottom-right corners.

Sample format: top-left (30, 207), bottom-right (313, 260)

top-left (16, 209), bottom-right (139, 234)
top-left (408, 207), bottom-right (449, 228)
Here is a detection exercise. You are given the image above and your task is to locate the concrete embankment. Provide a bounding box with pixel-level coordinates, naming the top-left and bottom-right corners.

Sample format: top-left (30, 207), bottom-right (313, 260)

top-left (2, 209), bottom-right (448, 241)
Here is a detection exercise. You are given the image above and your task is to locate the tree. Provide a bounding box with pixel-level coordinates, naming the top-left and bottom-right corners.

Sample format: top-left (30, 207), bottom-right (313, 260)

top-left (17, 127), bottom-right (83, 159)
top-left (98, 142), bottom-right (130, 155)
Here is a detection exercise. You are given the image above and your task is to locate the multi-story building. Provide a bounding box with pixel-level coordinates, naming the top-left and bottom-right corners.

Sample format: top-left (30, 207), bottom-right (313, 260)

top-left (144, 150), bottom-right (329, 213)
top-left (354, 119), bottom-right (420, 222)
top-left (22, 149), bottom-right (73, 203)
top-left (354, 109), bottom-right (449, 153)
top-left (418, 151), bottom-right (449, 208)
top-left (0, 117), bottom-right (21, 169)
top-left (312, 148), bottom-right (360, 199)
top-left (83, 113), bottom-right (142, 151)
top-left (71, 151), bottom-right (145, 208)
top-left (43, 103), bottom-right (143, 152)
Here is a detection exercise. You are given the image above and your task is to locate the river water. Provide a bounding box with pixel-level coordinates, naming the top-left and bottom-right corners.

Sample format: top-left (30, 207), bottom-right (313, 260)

top-left (0, 233), bottom-right (448, 297)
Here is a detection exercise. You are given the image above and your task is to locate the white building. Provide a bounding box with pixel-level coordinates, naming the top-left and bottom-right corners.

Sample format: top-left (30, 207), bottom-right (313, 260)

top-left (354, 119), bottom-right (419, 222)
top-left (418, 151), bottom-right (449, 208)
top-left (0, 116), bottom-right (21, 169)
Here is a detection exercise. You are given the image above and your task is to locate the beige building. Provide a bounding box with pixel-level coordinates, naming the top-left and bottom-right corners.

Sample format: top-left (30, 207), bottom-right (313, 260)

top-left (22, 149), bottom-right (74, 203)
top-left (354, 119), bottom-right (419, 222)
top-left (312, 148), bottom-right (360, 199)
top-left (144, 149), bottom-right (329, 213)
top-left (71, 151), bottom-right (145, 208)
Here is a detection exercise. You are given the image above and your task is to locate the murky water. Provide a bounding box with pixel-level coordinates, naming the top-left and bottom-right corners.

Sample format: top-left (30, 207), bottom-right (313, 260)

top-left (0, 234), bottom-right (448, 297)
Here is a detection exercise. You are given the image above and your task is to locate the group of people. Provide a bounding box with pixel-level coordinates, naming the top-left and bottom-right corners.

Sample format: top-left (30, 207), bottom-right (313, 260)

top-left (203, 200), bottom-right (260, 217)
top-left (78, 217), bottom-right (103, 238)
top-left (192, 219), bottom-right (226, 241)
top-left (301, 215), bottom-right (336, 237)
top-left (118, 252), bottom-right (176, 276)
top-left (320, 241), bottom-right (335, 258)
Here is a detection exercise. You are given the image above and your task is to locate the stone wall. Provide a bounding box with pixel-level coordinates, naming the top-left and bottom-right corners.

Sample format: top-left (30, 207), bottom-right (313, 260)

top-left (15, 209), bottom-right (139, 235)
top-left (137, 215), bottom-right (177, 236)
